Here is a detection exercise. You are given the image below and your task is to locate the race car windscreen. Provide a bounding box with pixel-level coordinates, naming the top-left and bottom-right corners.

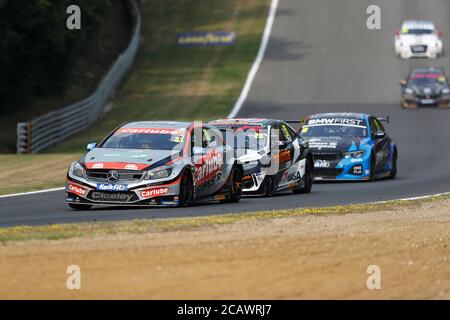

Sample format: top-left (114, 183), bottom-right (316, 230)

top-left (409, 73), bottom-right (446, 86)
top-left (401, 28), bottom-right (433, 35)
top-left (300, 118), bottom-right (368, 138)
top-left (100, 128), bottom-right (186, 150)
top-left (218, 126), bottom-right (268, 151)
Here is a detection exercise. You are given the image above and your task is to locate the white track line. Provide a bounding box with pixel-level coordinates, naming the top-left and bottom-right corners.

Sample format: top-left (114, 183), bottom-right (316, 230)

top-left (227, 0), bottom-right (279, 118)
top-left (0, 186), bottom-right (449, 204)
top-left (373, 192), bottom-right (450, 204)
top-left (0, 187), bottom-right (65, 199)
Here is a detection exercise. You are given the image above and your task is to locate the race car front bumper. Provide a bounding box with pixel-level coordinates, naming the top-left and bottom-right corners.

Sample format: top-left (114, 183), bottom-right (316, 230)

top-left (402, 95), bottom-right (450, 108)
top-left (396, 44), bottom-right (442, 59)
top-left (313, 156), bottom-right (371, 181)
top-left (65, 176), bottom-right (182, 207)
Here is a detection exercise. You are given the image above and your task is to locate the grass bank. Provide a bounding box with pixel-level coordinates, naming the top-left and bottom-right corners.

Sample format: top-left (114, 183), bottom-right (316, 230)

top-left (50, 0), bottom-right (270, 153)
top-left (0, 154), bottom-right (80, 195)
top-left (1, 193), bottom-right (449, 243)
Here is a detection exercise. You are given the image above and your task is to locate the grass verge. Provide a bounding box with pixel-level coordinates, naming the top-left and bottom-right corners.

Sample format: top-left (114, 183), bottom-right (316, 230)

top-left (0, 154), bottom-right (80, 195)
top-left (49, 0), bottom-right (269, 153)
top-left (1, 193), bottom-right (449, 243)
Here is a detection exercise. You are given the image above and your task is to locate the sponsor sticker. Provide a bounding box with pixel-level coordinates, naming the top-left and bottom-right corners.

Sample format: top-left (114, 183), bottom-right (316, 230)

top-left (352, 165), bottom-right (363, 175)
top-left (161, 200), bottom-right (180, 206)
top-left (96, 184), bottom-right (128, 192)
top-left (140, 188), bottom-right (170, 199)
top-left (124, 164), bottom-right (138, 170)
top-left (254, 132), bottom-right (266, 139)
top-left (116, 128), bottom-right (184, 135)
top-left (68, 184), bottom-right (87, 197)
top-left (92, 163), bottom-right (104, 169)
top-left (194, 151), bottom-right (224, 185)
top-left (171, 136), bottom-right (184, 143)
top-left (306, 118), bottom-right (366, 128)
top-left (91, 192), bottom-right (134, 202)
top-left (412, 73), bottom-right (443, 79)
top-left (279, 150), bottom-right (292, 163)
top-left (177, 32), bottom-right (236, 46)
top-left (309, 141), bottom-right (338, 149)
top-left (314, 160), bottom-right (330, 168)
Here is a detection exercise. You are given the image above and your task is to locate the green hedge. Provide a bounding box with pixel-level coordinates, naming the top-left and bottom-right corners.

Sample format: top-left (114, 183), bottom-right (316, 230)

top-left (0, 0), bottom-right (111, 112)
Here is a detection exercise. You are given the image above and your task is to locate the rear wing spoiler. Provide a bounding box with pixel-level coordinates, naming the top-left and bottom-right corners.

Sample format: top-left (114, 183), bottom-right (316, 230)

top-left (377, 116), bottom-right (390, 123)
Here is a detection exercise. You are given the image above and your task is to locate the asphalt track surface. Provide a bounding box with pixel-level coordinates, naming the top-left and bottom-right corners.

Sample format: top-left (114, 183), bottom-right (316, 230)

top-left (2, 0), bottom-right (450, 227)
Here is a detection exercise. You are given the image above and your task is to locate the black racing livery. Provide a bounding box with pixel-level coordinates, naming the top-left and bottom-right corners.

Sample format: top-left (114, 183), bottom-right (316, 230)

top-left (400, 67), bottom-right (450, 108)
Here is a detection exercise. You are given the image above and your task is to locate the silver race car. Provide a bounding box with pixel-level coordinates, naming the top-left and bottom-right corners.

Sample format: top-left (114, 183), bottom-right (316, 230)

top-left (209, 118), bottom-right (313, 196)
top-left (66, 121), bottom-right (243, 209)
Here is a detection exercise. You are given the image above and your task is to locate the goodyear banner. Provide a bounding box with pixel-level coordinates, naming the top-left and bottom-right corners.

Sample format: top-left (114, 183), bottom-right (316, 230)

top-left (176, 32), bottom-right (236, 46)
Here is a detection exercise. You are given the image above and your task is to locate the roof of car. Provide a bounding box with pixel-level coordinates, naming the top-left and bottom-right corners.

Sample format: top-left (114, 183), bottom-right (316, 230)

top-left (122, 121), bottom-right (193, 129)
top-left (306, 112), bottom-right (370, 120)
top-left (401, 20), bottom-right (435, 30)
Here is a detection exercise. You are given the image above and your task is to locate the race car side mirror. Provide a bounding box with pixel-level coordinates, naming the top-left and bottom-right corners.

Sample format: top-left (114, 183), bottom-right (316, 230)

top-left (260, 155), bottom-right (271, 167)
top-left (86, 142), bottom-right (97, 151)
top-left (395, 30), bottom-right (400, 37)
top-left (272, 140), bottom-right (287, 149)
top-left (375, 131), bottom-right (386, 139)
top-left (399, 79), bottom-right (407, 86)
top-left (438, 31), bottom-right (444, 37)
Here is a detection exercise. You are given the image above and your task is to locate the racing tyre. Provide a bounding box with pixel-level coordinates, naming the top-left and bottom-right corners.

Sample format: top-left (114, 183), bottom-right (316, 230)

top-left (390, 149), bottom-right (397, 179)
top-left (179, 170), bottom-right (194, 207)
top-left (293, 159), bottom-right (313, 194)
top-left (68, 203), bottom-right (92, 210)
top-left (263, 176), bottom-right (277, 197)
top-left (220, 165), bottom-right (243, 203)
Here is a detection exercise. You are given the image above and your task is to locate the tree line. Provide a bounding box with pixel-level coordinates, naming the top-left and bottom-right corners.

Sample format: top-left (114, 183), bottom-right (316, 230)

top-left (0, 0), bottom-right (111, 113)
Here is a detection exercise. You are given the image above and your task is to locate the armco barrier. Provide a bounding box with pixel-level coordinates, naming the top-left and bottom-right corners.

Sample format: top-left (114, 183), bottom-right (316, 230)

top-left (16, 0), bottom-right (141, 154)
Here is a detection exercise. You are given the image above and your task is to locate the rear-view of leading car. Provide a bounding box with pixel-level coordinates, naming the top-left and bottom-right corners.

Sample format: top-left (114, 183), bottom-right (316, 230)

top-left (400, 67), bottom-right (450, 108)
top-left (395, 20), bottom-right (443, 59)
top-left (66, 121), bottom-right (244, 209)
top-left (298, 113), bottom-right (397, 181)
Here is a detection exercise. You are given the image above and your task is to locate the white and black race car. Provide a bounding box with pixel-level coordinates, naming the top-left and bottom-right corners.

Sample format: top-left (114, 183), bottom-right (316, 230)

top-left (209, 119), bottom-right (313, 196)
top-left (395, 20), bottom-right (443, 59)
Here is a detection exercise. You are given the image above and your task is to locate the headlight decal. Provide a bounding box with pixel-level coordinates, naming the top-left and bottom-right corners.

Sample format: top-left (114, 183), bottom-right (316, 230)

top-left (144, 167), bottom-right (173, 180)
top-left (343, 150), bottom-right (366, 159)
top-left (72, 162), bottom-right (86, 178)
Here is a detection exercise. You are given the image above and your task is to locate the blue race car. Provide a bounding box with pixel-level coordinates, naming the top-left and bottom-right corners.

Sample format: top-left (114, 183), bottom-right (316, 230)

top-left (298, 113), bottom-right (397, 181)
